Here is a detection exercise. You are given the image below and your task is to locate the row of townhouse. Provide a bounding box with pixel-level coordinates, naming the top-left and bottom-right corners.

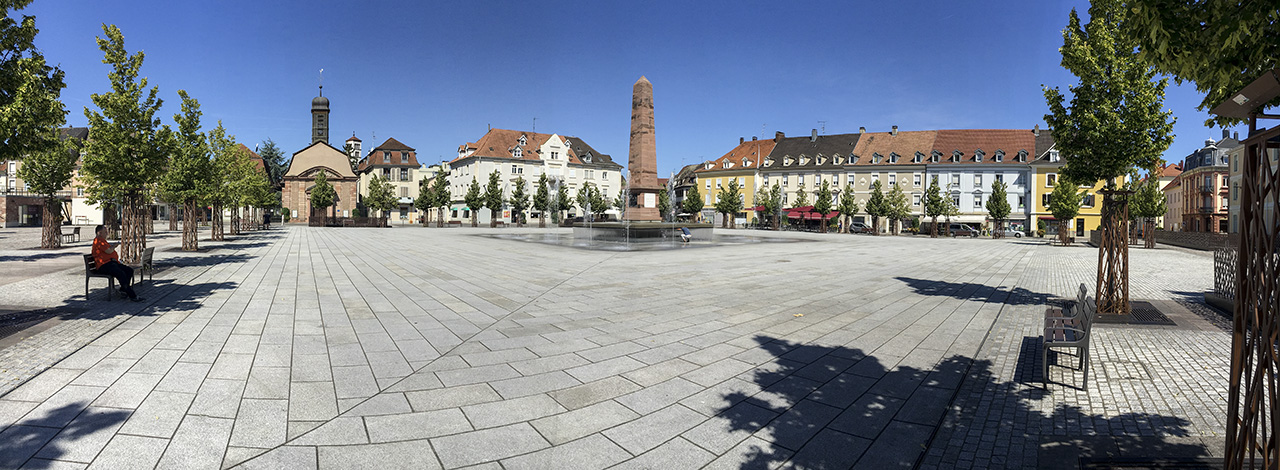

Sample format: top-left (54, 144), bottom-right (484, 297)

top-left (1160, 132), bottom-right (1239, 233)
top-left (444, 128), bottom-right (623, 224)
top-left (691, 127), bottom-right (1119, 236)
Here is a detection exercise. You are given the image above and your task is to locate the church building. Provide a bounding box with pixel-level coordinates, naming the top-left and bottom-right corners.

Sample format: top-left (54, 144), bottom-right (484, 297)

top-left (282, 88), bottom-right (359, 223)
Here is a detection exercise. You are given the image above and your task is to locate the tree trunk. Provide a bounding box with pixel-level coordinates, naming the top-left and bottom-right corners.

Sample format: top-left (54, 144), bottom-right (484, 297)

top-left (183, 199), bottom-right (199, 251)
top-left (168, 204), bottom-right (177, 231)
top-left (143, 205), bottom-right (153, 235)
top-left (40, 197), bottom-right (61, 249)
top-left (437, 207), bottom-right (445, 227)
top-left (1095, 190), bottom-right (1131, 315)
top-left (120, 197), bottom-right (144, 264)
top-left (490, 210), bottom-right (497, 228)
top-left (1144, 218), bottom-right (1155, 249)
top-left (212, 203), bottom-right (224, 241)
top-left (230, 206), bottom-right (239, 235)
top-left (931, 217), bottom-right (938, 238)
top-left (540, 212), bottom-right (546, 228)
top-left (872, 217), bottom-right (880, 236)
top-left (471, 211), bottom-right (477, 227)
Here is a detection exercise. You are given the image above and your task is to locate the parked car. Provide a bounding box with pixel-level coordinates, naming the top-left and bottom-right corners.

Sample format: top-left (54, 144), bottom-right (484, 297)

top-left (996, 228), bottom-right (1025, 238)
top-left (948, 223), bottom-right (979, 237)
top-left (848, 222), bottom-right (871, 234)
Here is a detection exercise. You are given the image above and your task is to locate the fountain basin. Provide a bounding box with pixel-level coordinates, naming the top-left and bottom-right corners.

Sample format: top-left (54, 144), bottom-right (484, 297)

top-left (572, 221), bottom-right (713, 242)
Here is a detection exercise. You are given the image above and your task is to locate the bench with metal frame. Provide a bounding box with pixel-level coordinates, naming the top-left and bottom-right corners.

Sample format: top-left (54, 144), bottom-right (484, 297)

top-left (1043, 283), bottom-right (1097, 386)
top-left (62, 226), bottom-right (81, 244)
top-left (126, 247), bottom-right (154, 284)
top-left (83, 254), bottom-right (115, 301)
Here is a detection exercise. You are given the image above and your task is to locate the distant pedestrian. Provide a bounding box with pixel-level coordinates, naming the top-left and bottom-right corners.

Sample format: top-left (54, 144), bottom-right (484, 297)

top-left (680, 226), bottom-right (692, 243)
top-left (91, 225), bottom-right (143, 302)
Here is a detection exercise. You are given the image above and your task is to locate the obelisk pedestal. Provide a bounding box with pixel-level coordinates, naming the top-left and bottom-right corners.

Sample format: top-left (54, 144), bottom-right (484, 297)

top-left (625, 76), bottom-right (662, 221)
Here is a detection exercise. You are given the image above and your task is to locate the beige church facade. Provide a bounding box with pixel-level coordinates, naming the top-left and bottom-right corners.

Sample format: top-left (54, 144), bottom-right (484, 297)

top-left (282, 91), bottom-right (359, 223)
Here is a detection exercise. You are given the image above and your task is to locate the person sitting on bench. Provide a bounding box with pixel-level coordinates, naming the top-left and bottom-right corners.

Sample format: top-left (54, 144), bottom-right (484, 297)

top-left (680, 227), bottom-right (692, 243)
top-left (91, 225), bottom-right (144, 302)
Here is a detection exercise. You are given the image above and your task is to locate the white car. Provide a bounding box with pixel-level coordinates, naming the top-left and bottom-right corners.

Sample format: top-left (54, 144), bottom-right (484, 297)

top-left (997, 228), bottom-right (1025, 238)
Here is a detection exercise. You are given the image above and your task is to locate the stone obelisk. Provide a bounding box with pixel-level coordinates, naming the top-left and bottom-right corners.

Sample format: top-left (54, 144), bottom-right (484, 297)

top-left (625, 76), bottom-right (661, 221)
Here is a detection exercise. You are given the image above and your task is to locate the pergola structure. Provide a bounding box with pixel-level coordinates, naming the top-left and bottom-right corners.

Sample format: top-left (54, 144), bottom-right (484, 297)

top-left (1211, 69), bottom-right (1280, 470)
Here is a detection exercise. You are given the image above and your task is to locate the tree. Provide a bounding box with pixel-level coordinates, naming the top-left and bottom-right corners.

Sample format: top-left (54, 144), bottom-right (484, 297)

top-left (1044, 0), bottom-right (1174, 315)
top-left (589, 184), bottom-right (608, 219)
top-left (924, 176), bottom-right (946, 237)
top-left (533, 173), bottom-right (550, 228)
top-left (715, 178), bottom-right (744, 229)
top-left (0, 0), bottom-right (66, 166)
top-left (658, 183), bottom-right (671, 222)
top-left (308, 170), bottom-right (336, 224)
top-left (885, 182), bottom-right (910, 235)
top-left (483, 170), bottom-right (503, 227)
top-left (1130, 168), bottom-right (1167, 249)
top-left (414, 176), bottom-right (433, 226)
top-left (813, 180), bottom-right (833, 233)
top-left (258, 138), bottom-right (286, 186)
top-left (986, 179), bottom-right (1012, 238)
top-left (364, 174), bottom-right (396, 227)
top-left (80, 25), bottom-right (170, 263)
top-left (203, 123), bottom-right (243, 240)
top-left (343, 141), bottom-right (359, 172)
top-left (430, 170), bottom-right (449, 227)
top-left (509, 176), bottom-right (529, 227)
top-left (613, 187), bottom-right (626, 218)
top-left (223, 145), bottom-right (260, 235)
top-left (464, 177), bottom-right (482, 227)
top-left (682, 183), bottom-right (703, 221)
top-left (555, 181), bottom-right (573, 224)
top-left (576, 182), bottom-right (594, 221)
top-left (943, 197), bottom-right (960, 236)
top-left (793, 184), bottom-right (809, 207)
top-left (19, 134), bottom-right (76, 249)
top-left (765, 183), bottom-right (783, 230)
top-left (836, 183), bottom-right (859, 234)
top-left (1125, 1), bottom-right (1280, 127)
top-left (1049, 176), bottom-right (1084, 246)
top-left (160, 90), bottom-right (209, 250)
top-left (865, 180), bottom-right (888, 235)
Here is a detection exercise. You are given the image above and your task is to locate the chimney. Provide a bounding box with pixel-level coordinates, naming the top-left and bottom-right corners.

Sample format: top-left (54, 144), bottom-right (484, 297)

top-left (752, 136), bottom-right (757, 141)
top-left (891, 125), bottom-right (898, 136)
top-left (775, 131), bottom-right (785, 142)
top-left (1223, 129), bottom-right (1230, 139)
top-left (811, 129), bottom-right (818, 142)
top-left (740, 137), bottom-right (744, 144)
top-left (1034, 124), bottom-right (1040, 137)
top-left (858, 126), bottom-right (866, 134)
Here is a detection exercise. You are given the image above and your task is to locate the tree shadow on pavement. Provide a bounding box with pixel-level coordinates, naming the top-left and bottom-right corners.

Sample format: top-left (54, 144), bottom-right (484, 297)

top-left (0, 402), bottom-right (130, 469)
top-left (62, 280), bottom-right (239, 320)
top-left (715, 335), bottom-right (1209, 469)
top-left (893, 276), bottom-right (1056, 306)
top-left (0, 252), bottom-right (83, 263)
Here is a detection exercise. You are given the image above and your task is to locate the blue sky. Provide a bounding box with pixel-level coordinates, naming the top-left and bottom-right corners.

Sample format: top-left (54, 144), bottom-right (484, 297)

top-left (20, 0), bottom-right (1243, 176)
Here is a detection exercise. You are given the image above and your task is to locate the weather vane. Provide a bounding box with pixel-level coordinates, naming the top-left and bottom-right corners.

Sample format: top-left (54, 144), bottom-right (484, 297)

top-left (319, 68), bottom-right (324, 96)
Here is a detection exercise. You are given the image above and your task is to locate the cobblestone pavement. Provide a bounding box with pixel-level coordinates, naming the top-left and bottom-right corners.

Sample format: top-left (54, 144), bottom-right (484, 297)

top-left (0, 226), bottom-right (1226, 469)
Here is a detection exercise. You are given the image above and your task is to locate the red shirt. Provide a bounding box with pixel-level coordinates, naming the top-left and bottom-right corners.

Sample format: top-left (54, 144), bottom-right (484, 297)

top-left (92, 237), bottom-right (117, 268)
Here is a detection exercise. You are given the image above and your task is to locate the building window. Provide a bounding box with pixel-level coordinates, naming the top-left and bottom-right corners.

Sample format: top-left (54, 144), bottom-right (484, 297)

top-left (914, 152), bottom-right (923, 164)
top-left (514, 147), bottom-right (522, 158)
top-left (889, 153), bottom-right (899, 164)
top-left (401, 152), bottom-right (410, 164)
top-left (913, 194), bottom-right (921, 206)
top-left (974, 194), bottom-right (983, 208)
top-left (1049, 150), bottom-right (1060, 162)
top-left (950, 173), bottom-right (960, 186)
top-left (1047, 173), bottom-right (1057, 186)
top-left (888, 174), bottom-right (896, 186)
top-left (1234, 182), bottom-right (1239, 200)
top-left (1017, 195), bottom-right (1025, 208)
top-left (382, 168), bottom-right (391, 178)
top-left (975, 150), bottom-right (984, 163)
top-left (1082, 193), bottom-right (1095, 207)
top-left (871, 173), bottom-right (879, 185)
top-left (383, 151), bottom-right (391, 161)
top-left (400, 186), bottom-right (408, 197)
top-left (974, 174), bottom-right (982, 187)
top-left (995, 174), bottom-right (1004, 184)
top-left (400, 168), bottom-right (409, 181)
top-left (952, 195), bottom-right (961, 207)
top-left (913, 173), bottom-right (922, 187)
top-left (705, 180), bottom-right (710, 189)
top-left (76, 187), bottom-right (84, 197)
top-left (602, 171), bottom-right (607, 179)
top-left (798, 175), bottom-right (805, 186)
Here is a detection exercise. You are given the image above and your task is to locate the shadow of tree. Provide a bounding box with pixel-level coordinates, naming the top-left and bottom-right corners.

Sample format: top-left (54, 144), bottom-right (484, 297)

top-left (894, 276), bottom-right (1056, 306)
top-left (0, 402), bottom-right (130, 469)
top-left (715, 335), bottom-right (1209, 469)
top-left (0, 252), bottom-right (82, 263)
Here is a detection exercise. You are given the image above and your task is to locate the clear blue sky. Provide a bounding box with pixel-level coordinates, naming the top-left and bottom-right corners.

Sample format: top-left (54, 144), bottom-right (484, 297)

top-left (20, 0), bottom-right (1243, 176)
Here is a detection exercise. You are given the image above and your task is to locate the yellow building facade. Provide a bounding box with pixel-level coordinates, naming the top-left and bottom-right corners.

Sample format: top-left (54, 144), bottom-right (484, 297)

top-left (694, 137), bottom-right (773, 225)
top-left (1030, 162), bottom-right (1118, 236)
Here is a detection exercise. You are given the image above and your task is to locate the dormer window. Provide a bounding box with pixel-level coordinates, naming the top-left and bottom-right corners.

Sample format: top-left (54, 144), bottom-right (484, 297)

top-left (763, 157), bottom-right (774, 167)
top-left (513, 147), bottom-right (523, 158)
top-left (873, 152), bottom-right (883, 164)
top-left (889, 152), bottom-right (899, 164)
top-left (722, 161), bottom-right (732, 169)
top-left (931, 150), bottom-right (942, 163)
top-left (1017, 150), bottom-right (1028, 162)
top-left (742, 158), bottom-right (751, 167)
top-left (914, 152), bottom-right (923, 163)
top-left (974, 149), bottom-right (984, 163)
top-left (816, 155), bottom-right (826, 165)
top-left (952, 151), bottom-right (963, 163)
top-left (783, 157), bottom-right (793, 166)
top-left (1049, 150), bottom-right (1060, 162)
top-left (833, 155), bottom-right (843, 165)
top-left (383, 151), bottom-right (391, 162)
top-left (994, 150), bottom-right (1004, 163)
top-left (401, 152), bottom-right (410, 164)
top-left (518, 135), bottom-right (527, 146)
top-left (799, 155), bottom-right (810, 166)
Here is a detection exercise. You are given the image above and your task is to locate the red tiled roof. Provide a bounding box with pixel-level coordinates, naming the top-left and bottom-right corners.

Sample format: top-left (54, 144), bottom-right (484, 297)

top-left (928, 129), bottom-right (1035, 164)
top-left (1160, 163), bottom-right (1183, 178)
top-left (346, 135), bottom-right (361, 142)
top-left (1162, 178), bottom-right (1181, 191)
top-left (237, 143), bottom-right (264, 171)
top-left (850, 131), bottom-right (937, 165)
top-left (696, 138), bottom-right (776, 173)
top-left (450, 128), bottom-right (584, 165)
top-left (358, 137), bottom-right (420, 172)
top-left (657, 177), bottom-right (669, 187)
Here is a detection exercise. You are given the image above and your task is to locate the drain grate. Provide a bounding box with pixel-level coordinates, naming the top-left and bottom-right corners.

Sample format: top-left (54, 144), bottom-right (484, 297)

top-left (1129, 301), bottom-right (1175, 325)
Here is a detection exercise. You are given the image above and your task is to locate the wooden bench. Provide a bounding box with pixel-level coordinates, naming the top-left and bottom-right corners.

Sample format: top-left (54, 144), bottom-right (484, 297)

top-left (62, 226), bottom-right (81, 244)
top-left (83, 254), bottom-right (116, 301)
top-left (1043, 283), bottom-right (1097, 386)
top-left (126, 247), bottom-right (155, 284)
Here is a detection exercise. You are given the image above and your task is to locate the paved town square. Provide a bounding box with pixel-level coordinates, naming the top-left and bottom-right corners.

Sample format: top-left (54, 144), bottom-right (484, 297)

top-left (0, 225), bottom-right (1229, 469)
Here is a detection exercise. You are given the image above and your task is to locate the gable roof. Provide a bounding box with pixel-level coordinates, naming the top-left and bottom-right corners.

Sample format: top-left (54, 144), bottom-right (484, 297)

top-left (696, 138), bottom-right (775, 174)
top-left (849, 130), bottom-right (937, 166)
top-left (929, 129), bottom-right (1036, 165)
top-left (372, 137), bottom-right (414, 152)
top-left (358, 137), bottom-right (421, 172)
top-left (284, 141), bottom-right (357, 179)
top-left (1160, 162), bottom-right (1183, 178)
top-left (759, 132), bottom-right (861, 172)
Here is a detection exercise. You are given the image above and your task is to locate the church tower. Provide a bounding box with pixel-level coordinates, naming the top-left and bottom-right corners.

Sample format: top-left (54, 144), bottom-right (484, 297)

top-left (312, 86), bottom-right (330, 145)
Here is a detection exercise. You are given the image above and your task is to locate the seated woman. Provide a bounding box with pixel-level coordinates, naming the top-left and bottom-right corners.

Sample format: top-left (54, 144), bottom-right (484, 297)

top-left (91, 225), bottom-right (144, 302)
top-left (680, 227), bottom-right (692, 243)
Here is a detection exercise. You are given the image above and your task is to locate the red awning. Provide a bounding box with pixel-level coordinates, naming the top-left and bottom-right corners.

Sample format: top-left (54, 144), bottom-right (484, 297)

top-left (749, 205), bottom-right (768, 212)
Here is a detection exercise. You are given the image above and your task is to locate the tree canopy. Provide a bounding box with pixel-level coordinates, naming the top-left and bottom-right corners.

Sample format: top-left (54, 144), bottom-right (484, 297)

top-left (464, 177), bottom-right (483, 225)
top-left (364, 174), bottom-right (397, 225)
top-left (793, 184), bottom-right (809, 207)
top-left (1126, 0), bottom-right (1280, 126)
top-left (837, 182), bottom-right (859, 232)
top-left (509, 175), bottom-right (529, 224)
top-left (309, 170), bottom-right (336, 210)
top-left (160, 90), bottom-right (209, 207)
top-left (683, 183), bottom-right (703, 215)
top-left (257, 138), bottom-right (286, 185)
top-left (0, 0), bottom-right (66, 164)
top-left (1043, 0), bottom-right (1175, 187)
top-left (885, 182), bottom-right (911, 231)
top-left (986, 179), bottom-right (1012, 224)
top-left (533, 173), bottom-right (549, 213)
